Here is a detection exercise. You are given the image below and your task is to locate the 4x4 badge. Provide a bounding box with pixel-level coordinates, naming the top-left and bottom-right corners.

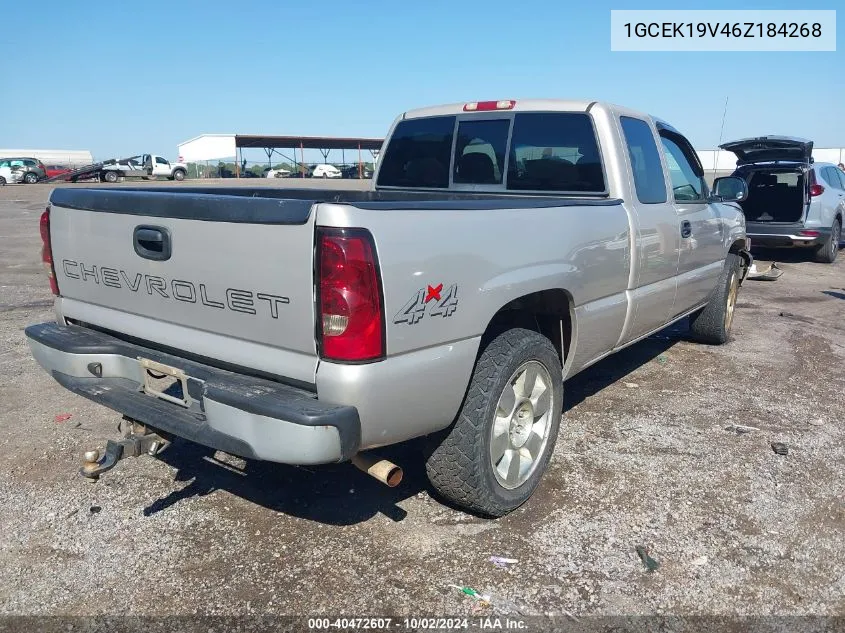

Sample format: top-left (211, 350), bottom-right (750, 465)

top-left (394, 283), bottom-right (459, 325)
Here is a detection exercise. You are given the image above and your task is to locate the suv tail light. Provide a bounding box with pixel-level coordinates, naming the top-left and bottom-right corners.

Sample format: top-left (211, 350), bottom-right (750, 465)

top-left (809, 171), bottom-right (824, 197)
top-left (317, 227), bottom-right (384, 362)
top-left (40, 207), bottom-right (59, 295)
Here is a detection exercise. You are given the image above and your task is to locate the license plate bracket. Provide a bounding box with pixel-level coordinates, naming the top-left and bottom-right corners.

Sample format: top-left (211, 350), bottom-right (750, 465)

top-left (138, 357), bottom-right (192, 408)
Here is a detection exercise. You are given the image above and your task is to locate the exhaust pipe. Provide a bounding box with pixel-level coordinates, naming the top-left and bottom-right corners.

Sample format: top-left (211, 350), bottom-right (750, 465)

top-left (351, 452), bottom-right (403, 487)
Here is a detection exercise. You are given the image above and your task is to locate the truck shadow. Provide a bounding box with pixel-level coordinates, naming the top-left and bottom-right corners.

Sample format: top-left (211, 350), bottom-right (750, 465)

top-left (145, 438), bottom-right (428, 525)
top-left (143, 321), bottom-right (688, 524)
top-left (563, 320), bottom-right (686, 412)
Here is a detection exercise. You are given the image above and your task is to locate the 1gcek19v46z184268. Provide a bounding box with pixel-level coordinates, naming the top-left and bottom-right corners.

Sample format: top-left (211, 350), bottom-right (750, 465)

top-left (27, 98), bottom-right (751, 517)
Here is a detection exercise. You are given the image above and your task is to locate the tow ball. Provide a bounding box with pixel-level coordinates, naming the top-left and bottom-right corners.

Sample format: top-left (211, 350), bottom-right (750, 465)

top-left (80, 419), bottom-right (170, 481)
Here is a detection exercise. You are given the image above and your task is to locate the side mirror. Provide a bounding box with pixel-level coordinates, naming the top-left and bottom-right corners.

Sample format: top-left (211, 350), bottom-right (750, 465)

top-left (712, 176), bottom-right (748, 202)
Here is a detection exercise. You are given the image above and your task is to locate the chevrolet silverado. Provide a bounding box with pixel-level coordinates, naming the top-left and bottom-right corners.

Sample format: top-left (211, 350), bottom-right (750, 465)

top-left (27, 99), bottom-right (751, 517)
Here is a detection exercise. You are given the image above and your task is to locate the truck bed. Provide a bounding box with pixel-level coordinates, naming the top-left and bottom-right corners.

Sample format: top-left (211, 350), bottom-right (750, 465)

top-left (50, 186), bottom-right (621, 218)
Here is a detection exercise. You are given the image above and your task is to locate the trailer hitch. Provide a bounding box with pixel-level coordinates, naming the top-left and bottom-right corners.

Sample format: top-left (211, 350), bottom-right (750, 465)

top-left (80, 420), bottom-right (170, 480)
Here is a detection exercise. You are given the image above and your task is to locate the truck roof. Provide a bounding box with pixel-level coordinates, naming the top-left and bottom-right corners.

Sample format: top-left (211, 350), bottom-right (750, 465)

top-left (401, 99), bottom-right (667, 128)
top-left (402, 99), bottom-right (598, 119)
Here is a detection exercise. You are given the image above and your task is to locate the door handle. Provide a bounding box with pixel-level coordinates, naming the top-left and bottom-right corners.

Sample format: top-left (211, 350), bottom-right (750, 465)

top-left (680, 220), bottom-right (692, 238)
top-left (133, 225), bottom-right (171, 261)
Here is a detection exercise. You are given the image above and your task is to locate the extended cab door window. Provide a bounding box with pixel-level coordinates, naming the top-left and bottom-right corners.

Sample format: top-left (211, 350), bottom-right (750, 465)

top-left (659, 134), bottom-right (707, 202)
top-left (376, 115), bottom-right (456, 188)
top-left (620, 116), bottom-right (667, 204)
top-left (453, 119), bottom-right (509, 185)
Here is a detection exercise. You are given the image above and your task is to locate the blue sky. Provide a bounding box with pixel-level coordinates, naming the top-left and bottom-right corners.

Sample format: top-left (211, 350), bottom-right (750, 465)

top-left (1, 0), bottom-right (842, 163)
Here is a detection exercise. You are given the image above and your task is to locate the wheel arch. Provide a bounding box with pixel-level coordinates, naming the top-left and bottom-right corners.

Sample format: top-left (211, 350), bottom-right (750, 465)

top-left (481, 288), bottom-right (574, 367)
top-left (729, 238), bottom-right (752, 279)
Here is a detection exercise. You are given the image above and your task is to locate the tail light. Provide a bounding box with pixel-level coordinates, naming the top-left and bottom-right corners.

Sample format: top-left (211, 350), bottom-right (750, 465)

top-left (40, 207), bottom-right (59, 295)
top-left (317, 227), bottom-right (384, 362)
top-left (809, 171), bottom-right (824, 197)
top-left (799, 230), bottom-right (820, 237)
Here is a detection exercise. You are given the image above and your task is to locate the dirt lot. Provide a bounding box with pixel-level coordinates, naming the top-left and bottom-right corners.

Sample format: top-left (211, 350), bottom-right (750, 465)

top-left (1, 180), bottom-right (844, 624)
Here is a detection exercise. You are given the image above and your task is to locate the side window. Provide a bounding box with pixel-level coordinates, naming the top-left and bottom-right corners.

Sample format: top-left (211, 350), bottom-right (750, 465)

top-left (659, 133), bottom-right (706, 202)
top-left (822, 167), bottom-right (845, 190)
top-left (834, 169), bottom-right (845, 190)
top-left (620, 116), bottom-right (667, 204)
top-left (10, 160), bottom-right (24, 168)
top-left (506, 113), bottom-right (605, 192)
top-left (453, 119), bottom-right (509, 185)
top-left (155, 157), bottom-right (168, 165)
top-left (25, 160), bottom-right (37, 167)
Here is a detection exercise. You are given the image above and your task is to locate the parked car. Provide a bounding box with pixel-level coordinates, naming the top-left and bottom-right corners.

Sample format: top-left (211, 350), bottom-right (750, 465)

top-left (265, 168), bottom-right (292, 178)
top-left (311, 163), bottom-right (342, 178)
top-left (341, 164), bottom-right (373, 179)
top-left (26, 98), bottom-right (750, 517)
top-left (720, 136), bottom-right (844, 263)
top-left (0, 157), bottom-right (47, 183)
top-left (0, 161), bottom-right (24, 185)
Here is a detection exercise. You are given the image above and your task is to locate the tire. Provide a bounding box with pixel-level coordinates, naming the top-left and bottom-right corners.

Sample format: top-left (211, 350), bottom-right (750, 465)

top-left (814, 218), bottom-right (841, 264)
top-left (24, 172), bottom-right (38, 184)
top-left (172, 169), bottom-right (186, 181)
top-left (689, 253), bottom-right (742, 345)
top-left (425, 328), bottom-right (563, 518)
top-left (0, 176), bottom-right (5, 186)
top-left (103, 171), bottom-right (119, 183)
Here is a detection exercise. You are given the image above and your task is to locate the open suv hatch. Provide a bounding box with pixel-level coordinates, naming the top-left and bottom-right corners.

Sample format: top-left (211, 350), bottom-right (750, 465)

top-left (721, 136), bottom-right (843, 263)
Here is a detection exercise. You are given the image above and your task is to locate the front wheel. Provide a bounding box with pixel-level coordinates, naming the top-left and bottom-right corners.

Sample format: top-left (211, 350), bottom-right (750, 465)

top-left (425, 328), bottom-right (563, 517)
top-left (814, 219), bottom-right (841, 264)
top-left (689, 253), bottom-right (742, 345)
top-left (0, 176), bottom-right (6, 186)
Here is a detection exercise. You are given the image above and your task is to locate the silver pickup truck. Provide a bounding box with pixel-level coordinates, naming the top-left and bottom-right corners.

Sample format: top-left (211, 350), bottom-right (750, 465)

top-left (27, 99), bottom-right (751, 517)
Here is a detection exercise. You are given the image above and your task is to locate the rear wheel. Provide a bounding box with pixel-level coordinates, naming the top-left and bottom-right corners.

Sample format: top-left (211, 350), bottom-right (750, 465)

top-left (814, 219), bottom-right (841, 264)
top-left (24, 172), bottom-right (38, 184)
top-left (103, 171), bottom-right (119, 183)
top-left (425, 328), bottom-right (563, 517)
top-left (172, 169), bottom-right (186, 181)
top-left (689, 253), bottom-right (742, 345)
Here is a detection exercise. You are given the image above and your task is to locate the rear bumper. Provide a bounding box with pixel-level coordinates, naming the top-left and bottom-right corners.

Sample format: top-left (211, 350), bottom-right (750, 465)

top-left (746, 223), bottom-right (829, 248)
top-left (25, 323), bottom-right (360, 464)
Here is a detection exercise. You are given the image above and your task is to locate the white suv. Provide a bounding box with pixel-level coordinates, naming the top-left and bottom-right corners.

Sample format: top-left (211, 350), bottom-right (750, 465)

top-left (721, 136), bottom-right (844, 263)
top-left (0, 161), bottom-right (24, 185)
top-left (311, 164), bottom-right (342, 179)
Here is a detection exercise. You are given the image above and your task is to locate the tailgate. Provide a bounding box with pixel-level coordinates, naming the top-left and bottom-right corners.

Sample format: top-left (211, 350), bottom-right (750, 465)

top-left (47, 188), bottom-right (319, 385)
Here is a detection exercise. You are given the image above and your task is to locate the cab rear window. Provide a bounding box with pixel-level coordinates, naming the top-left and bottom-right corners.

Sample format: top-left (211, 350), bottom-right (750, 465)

top-left (376, 116), bottom-right (456, 188)
top-left (376, 111), bottom-right (606, 193)
top-left (506, 113), bottom-right (605, 193)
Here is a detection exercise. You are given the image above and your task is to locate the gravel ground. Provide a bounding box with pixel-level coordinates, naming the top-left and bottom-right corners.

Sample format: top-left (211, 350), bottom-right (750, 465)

top-left (0, 181), bottom-right (844, 625)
